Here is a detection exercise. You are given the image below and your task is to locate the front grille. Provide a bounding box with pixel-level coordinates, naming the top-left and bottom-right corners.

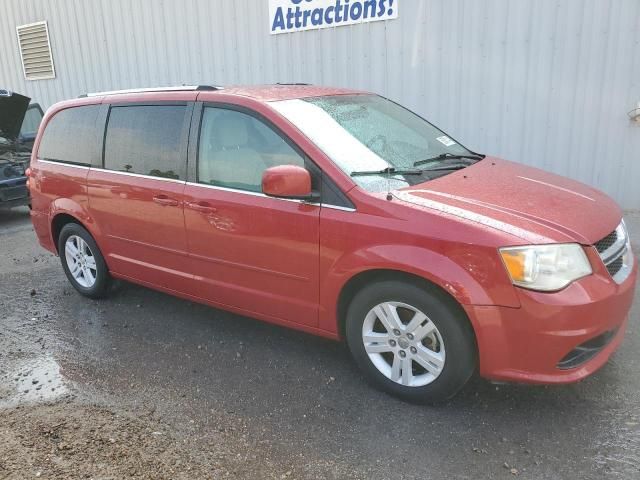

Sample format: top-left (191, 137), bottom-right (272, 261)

top-left (606, 256), bottom-right (624, 277)
top-left (593, 221), bottom-right (632, 284)
top-left (595, 230), bottom-right (618, 254)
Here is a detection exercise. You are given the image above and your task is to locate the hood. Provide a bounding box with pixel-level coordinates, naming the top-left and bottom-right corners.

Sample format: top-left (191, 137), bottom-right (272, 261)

top-left (395, 157), bottom-right (621, 245)
top-left (0, 90), bottom-right (30, 141)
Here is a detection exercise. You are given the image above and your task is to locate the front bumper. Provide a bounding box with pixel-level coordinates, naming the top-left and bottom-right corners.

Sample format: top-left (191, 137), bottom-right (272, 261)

top-left (0, 176), bottom-right (29, 209)
top-left (465, 251), bottom-right (637, 384)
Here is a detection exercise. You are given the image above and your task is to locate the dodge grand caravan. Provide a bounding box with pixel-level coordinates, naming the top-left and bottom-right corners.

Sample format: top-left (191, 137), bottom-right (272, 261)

top-left (28, 85), bottom-right (637, 402)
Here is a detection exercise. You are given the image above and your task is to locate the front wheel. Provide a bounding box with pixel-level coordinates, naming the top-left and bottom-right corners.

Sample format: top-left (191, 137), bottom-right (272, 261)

top-left (345, 280), bottom-right (476, 403)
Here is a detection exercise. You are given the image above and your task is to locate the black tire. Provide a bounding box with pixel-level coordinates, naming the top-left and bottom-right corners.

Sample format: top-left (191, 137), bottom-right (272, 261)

top-left (345, 279), bottom-right (476, 404)
top-left (58, 223), bottom-right (111, 299)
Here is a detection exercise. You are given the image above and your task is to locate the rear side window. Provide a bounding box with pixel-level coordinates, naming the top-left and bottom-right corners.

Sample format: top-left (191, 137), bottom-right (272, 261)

top-left (104, 105), bottom-right (187, 180)
top-left (38, 105), bottom-right (99, 164)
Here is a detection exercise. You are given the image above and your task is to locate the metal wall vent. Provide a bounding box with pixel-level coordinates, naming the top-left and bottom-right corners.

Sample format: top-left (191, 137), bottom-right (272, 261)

top-left (16, 21), bottom-right (56, 80)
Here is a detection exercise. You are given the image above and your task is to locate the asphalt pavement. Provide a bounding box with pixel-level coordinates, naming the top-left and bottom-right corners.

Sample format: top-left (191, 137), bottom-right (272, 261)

top-left (1, 206), bottom-right (639, 479)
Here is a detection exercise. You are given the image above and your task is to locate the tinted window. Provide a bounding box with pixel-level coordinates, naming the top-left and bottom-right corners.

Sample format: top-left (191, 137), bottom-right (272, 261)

top-left (38, 105), bottom-right (99, 164)
top-left (104, 105), bottom-right (186, 180)
top-left (198, 107), bottom-right (304, 192)
top-left (20, 106), bottom-right (43, 137)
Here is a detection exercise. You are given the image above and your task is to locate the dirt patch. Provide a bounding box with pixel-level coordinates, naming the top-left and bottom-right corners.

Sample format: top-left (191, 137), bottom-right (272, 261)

top-left (0, 402), bottom-right (239, 479)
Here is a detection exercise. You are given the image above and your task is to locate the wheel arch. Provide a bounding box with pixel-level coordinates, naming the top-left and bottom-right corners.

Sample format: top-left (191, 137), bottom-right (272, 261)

top-left (336, 269), bottom-right (476, 346)
top-left (322, 243), bottom-right (520, 338)
top-left (49, 199), bottom-right (103, 254)
top-left (51, 212), bottom-right (84, 252)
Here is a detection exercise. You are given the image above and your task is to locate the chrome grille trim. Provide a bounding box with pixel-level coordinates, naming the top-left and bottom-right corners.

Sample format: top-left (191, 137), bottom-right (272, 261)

top-left (595, 221), bottom-right (633, 284)
top-left (597, 223), bottom-right (627, 264)
top-left (594, 230), bottom-right (618, 254)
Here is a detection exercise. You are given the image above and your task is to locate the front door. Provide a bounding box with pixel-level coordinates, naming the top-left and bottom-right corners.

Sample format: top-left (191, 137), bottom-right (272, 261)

top-left (87, 103), bottom-right (193, 293)
top-left (183, 105), bottom-right (320, 326)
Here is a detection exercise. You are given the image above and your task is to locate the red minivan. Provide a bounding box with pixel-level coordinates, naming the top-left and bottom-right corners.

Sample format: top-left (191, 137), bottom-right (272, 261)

top-left (29, 85), bottom-right (637, 402)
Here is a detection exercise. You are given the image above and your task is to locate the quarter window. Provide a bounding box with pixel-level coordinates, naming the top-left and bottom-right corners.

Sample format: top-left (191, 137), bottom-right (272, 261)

top-left (38, 105), bottom-right (99, 164)
top-left (198, 107), bottom-right (304, 192)
top-left (104, 105), bottom-right (187, 180)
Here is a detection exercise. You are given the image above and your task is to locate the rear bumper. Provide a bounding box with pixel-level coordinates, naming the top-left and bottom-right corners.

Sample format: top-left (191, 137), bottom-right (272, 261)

top-left (30, 209), bottom-right (56, 253)
top-left (465, 255), bottom-right (637, 384)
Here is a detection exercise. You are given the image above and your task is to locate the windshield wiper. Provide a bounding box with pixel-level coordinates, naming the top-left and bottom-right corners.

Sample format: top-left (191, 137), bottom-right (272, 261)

top-left (413, 152), bottom-right (484, 167)
top-left (418, 163), bottom-right (471, 172)
top-left (350, 166), bottom-right (424, 177)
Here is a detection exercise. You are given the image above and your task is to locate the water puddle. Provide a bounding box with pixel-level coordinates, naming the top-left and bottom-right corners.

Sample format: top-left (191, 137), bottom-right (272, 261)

top-left (0, 354), bottom-right (70, 408)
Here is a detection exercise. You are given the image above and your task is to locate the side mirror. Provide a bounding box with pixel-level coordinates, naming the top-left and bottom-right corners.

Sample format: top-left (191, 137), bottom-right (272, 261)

top-left (262, 165), bottom-right (318, 201)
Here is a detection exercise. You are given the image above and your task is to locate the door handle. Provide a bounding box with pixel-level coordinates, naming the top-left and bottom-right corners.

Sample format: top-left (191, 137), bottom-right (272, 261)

top-left (186, 201), bottom-right (216, 214)
top-left (152, 194), bottom-right (179, 207)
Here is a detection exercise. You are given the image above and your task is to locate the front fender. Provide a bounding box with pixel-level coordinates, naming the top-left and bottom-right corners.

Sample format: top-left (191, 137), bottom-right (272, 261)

top-left (318, 244), bottom-right (521, 334)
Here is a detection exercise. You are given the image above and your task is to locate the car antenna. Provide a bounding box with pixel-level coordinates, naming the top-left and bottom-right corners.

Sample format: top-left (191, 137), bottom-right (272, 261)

top-left (386, 168), bottom-right (393, 201)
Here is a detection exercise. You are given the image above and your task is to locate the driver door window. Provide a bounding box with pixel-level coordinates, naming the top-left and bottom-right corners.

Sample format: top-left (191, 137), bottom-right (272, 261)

top-left (198, 107), bottom-right (305, 192)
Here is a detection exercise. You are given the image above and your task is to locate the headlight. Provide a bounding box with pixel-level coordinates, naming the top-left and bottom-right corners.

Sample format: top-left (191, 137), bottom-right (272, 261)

top-left (499, 244), bottom-right (592, 291)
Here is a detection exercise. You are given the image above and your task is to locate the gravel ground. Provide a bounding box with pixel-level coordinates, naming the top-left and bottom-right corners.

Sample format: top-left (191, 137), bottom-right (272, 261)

top-left (1, 403), bottom-right (242, 479)
top-left (1, 207), bottom-right (639, 479)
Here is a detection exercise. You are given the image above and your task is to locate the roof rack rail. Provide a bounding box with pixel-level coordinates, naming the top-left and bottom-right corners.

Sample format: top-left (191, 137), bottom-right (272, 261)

top-left (275, 83), bottom-right (312, 86)
top-left (78, 85), bottom-right (222, 98)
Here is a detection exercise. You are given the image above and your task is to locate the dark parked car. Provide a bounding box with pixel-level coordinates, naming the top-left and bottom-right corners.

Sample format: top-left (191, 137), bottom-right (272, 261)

top-left (0, 89), bottom-right (43, 209)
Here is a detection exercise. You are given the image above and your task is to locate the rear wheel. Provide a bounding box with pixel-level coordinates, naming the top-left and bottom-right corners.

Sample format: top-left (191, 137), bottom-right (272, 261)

top-left (345, 279), bottom-right (476, 403)
top-left (58, 223), bottom-right (110, 298)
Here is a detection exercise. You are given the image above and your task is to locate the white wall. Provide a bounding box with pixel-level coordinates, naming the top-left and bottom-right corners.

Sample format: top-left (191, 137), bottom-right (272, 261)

top-left (1, 0), bottom-right (638, 208)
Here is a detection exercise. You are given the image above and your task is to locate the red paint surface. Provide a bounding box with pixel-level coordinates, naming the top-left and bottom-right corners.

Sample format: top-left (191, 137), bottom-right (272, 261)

top-left (398, 157), bottom-right (622, 245)
top-left (29, 85), bottom-right (637, 384)
top-left (465, 254), bottom-right (637, 383)
top-left (262, 165), bottom-right (312, 198)
top-left (86, 169), bottom-right (194, 294)
top-left (183, 183), bottom-right (320, 327)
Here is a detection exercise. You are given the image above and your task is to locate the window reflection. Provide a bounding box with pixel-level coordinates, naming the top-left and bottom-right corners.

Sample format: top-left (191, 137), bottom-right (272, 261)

top-left (38, 106), bottom-right (99, 165)
top-left (104, 105), bottom-right (186, 180)
top-left (198, 107), bottom-right (304, 192)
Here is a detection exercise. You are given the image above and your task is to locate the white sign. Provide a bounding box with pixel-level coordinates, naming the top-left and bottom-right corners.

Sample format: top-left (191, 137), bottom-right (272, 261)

top-left (436, 136), bottom-right (456, 147)
top-left (269, 0), bottom-right (398, 35)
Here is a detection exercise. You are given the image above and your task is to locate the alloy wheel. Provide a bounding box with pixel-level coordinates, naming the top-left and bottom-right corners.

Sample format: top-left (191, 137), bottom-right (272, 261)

top-left (64, 235), bottom-right (97, 288)
top-left (362, 301), bottom-right (446, 387)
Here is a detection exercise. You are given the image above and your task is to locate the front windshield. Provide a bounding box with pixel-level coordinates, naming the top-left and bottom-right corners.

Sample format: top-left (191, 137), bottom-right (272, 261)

top-left (271, 94), bottom-right (476, 192)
